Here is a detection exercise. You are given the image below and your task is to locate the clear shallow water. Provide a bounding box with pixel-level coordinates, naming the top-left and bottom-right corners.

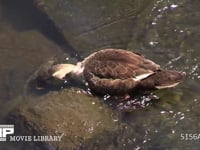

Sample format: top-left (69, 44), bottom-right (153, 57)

top-left (0, 0), bottom-right (200, 149)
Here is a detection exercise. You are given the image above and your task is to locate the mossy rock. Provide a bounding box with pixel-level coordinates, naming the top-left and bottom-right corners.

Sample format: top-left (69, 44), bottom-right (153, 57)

top-left (8, 88), bottom-right (119, 149)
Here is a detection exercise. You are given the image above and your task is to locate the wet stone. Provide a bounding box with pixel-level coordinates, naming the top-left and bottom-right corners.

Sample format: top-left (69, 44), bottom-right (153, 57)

top-left (0, 5), bottom-right (64, 119)
top-left (8, 88), bottom-right (119, 150)
top-left (34, 0), bottom-right (154, 55)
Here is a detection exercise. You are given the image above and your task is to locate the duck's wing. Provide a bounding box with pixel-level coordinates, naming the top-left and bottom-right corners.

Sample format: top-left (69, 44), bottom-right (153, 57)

top-left (84, 49), bottom-right (160, 81)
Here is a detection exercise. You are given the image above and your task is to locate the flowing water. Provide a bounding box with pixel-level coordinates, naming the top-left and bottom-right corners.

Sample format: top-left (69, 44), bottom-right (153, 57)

top-left (0, 0), bottom-right (200, 149)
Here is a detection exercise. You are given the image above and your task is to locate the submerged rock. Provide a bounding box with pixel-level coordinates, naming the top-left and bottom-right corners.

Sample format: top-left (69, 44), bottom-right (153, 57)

top-left (8, 88), bottom-right (119, 149)
top-left (0, 7), bottom-right (64, 119)
top-left (34, 0), bottom-right (155, 55)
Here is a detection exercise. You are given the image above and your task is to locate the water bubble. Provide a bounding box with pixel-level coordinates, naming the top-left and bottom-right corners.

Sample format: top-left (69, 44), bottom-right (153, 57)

top-left (113, 119), bottom-right (118, 122)
top-left (135, 146), bottom-right (141, 150)
top-left (149, 41), bottom-right (158, 46)
top-left (177, 112), bottom-right (181, 115)
top-left (88, 126), bottom-right (94, 133)
top-left (160, 111), bottom-right (166, 114)
top-left (170, 4), bottom-right (178, 8)
top-left (158, 6), bottom-right (168, 12)
top-left (103, 94), bottom-right (111, 100)
top-left (143, 140), bottom-right (147, 143)
top-left (76, 90), bottom-right (81, 93)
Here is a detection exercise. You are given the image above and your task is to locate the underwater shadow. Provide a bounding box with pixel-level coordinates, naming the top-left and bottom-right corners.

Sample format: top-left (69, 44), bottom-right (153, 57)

top-left (0, 0), bottom-right (81, 59)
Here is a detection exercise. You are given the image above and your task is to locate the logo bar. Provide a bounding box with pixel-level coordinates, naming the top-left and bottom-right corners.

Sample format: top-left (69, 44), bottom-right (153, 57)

top-left (0, 125), bottom-right (15, 141)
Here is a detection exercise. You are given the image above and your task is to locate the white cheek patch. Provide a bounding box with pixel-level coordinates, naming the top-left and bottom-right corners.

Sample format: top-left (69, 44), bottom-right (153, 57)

top-left (52, 70), bottom-right (68, 79)
top-left (52, 64), bottom-right (76, 79)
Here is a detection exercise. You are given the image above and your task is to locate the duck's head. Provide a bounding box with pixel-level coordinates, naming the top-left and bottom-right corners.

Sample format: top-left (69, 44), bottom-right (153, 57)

top-left (139, 70), bottom-right (185, 90)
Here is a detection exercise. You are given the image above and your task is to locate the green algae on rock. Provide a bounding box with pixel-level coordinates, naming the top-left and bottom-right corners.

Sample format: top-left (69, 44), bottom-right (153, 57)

top-left (8, 88), bottom-right (119, 149)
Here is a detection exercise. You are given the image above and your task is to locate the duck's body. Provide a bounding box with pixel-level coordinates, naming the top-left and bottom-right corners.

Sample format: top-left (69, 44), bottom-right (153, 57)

top-left (52, 49), bottom-right (184, 95)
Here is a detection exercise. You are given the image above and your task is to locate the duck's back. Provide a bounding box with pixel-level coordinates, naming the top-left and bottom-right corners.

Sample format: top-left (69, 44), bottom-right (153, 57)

top-left (83, 49), bottom-right (160, 95)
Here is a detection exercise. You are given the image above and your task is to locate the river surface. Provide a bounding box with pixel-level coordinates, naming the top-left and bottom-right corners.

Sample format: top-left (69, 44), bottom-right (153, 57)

top-left (0, 0), bottom-right (200, 149)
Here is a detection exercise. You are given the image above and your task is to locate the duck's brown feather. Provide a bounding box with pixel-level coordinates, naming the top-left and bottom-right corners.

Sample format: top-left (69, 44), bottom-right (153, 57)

top-left (83, 49), bottom-right (160, 94)
top-left (84, 49), bottom-right (160, 79)
top-left (84, 71), bottom-right (137, 94)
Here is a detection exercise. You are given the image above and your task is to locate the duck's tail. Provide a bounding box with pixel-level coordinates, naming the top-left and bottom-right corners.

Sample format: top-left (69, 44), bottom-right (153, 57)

top-left (138, 70), bottom-right (185, 90)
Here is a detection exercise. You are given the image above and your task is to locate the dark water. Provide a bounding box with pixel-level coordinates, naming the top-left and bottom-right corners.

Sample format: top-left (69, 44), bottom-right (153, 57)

top-left (0, 0), bottom-right (200, 149)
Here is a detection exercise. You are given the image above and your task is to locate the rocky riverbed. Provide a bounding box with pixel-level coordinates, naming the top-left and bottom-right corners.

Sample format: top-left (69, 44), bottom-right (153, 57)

top-left (0, 0), bottom-right (200, 150)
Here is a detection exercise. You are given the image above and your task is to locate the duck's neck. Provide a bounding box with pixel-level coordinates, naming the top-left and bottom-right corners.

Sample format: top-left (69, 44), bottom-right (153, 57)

top-left (71, 62), bottom-right (84, 76)
top-left (52, 63), bottom-right (81, 79)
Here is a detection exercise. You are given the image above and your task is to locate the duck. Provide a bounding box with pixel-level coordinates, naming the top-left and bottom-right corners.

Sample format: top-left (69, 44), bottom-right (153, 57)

top-left (50, 48), bottom-right (185, 95)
